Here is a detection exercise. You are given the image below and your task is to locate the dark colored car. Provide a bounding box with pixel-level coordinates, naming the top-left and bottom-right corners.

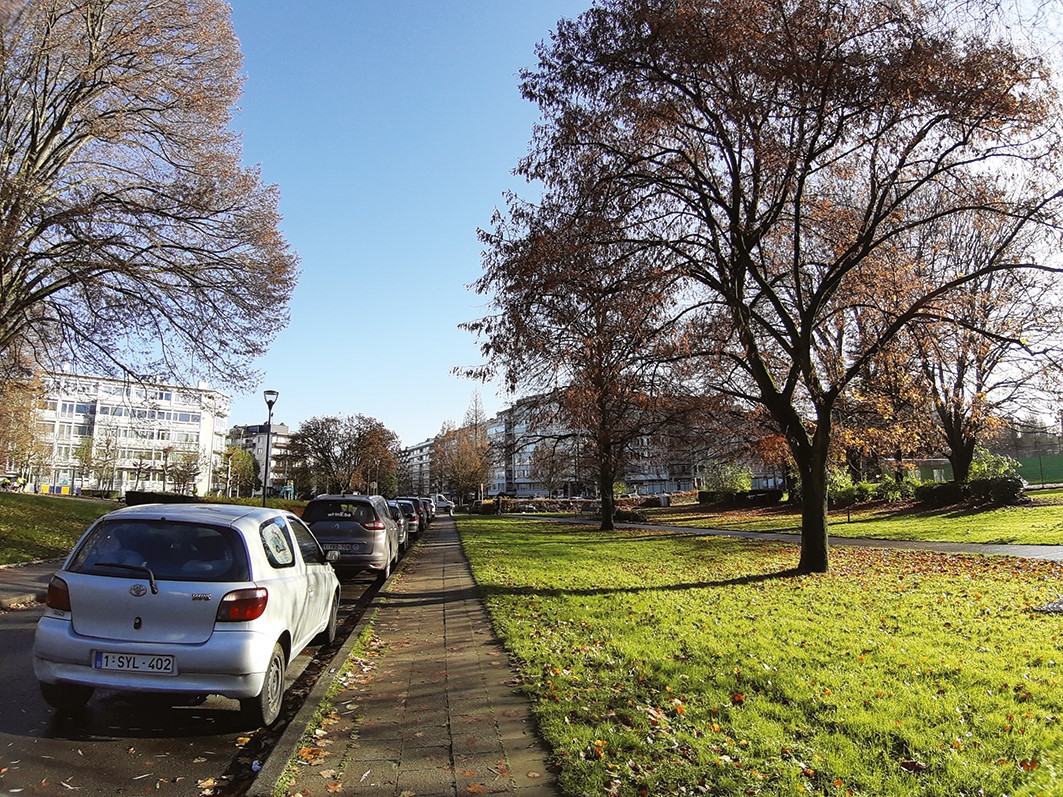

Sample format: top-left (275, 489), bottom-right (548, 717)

top-left (302, 494), bottom-right (399, 582)
top-left (397, 496), bottom-right (427, 532)
top-left (386, 499), bottom-right (409, 554)
top-left (395, 499), bottom-right (421, 540)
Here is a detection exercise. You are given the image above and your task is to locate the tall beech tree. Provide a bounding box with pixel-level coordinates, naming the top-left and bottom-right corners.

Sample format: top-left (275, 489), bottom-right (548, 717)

top-left (0, 0), bottom-right (297, 388)
top-left (514, 0), bottom-right (1062, 571)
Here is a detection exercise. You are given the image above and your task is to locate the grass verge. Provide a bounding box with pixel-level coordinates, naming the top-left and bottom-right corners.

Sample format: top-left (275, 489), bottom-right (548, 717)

top-left (459, 516), bottom-right (1063, 797)
top-left (0, 493), bottom-right (113, 564)
top-left (641, 495), bottom-right (1063, 546)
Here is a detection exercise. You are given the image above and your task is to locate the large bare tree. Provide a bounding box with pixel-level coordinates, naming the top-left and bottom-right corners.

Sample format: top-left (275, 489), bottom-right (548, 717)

top-left (514, 0), bottom-right (1062, 571)
top-left (0, 0), bottom-right (297, 388)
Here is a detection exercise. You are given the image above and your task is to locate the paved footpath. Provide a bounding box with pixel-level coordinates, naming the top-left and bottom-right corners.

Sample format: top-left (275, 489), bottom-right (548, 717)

top-left (260, 517), bottom-right (559, 797)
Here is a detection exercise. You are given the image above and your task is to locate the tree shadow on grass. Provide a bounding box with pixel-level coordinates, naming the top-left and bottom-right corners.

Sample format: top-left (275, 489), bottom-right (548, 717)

top-left (479, 566), bottom-right (804, 600)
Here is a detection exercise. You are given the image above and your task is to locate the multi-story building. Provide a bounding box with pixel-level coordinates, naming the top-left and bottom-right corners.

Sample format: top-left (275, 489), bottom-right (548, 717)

top-left (33, 371), bottom-right (229, 496)
top-left (398, 438), bottom-right (434, 495)
top-left (485, 398), bottom-right (700, 498)
top-left (226, 423), bottom-right (292, 499)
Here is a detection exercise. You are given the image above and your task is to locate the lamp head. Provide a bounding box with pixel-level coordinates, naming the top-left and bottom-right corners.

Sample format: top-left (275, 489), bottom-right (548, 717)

top-left (263, 389), bottom-right (279, 410)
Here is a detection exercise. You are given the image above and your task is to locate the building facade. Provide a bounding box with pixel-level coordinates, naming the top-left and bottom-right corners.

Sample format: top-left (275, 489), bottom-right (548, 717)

top-left (226, 423), bottom-right (292, 499)
top-left (398, 438), bottom-right (434, 495)
top-left (33, 371), bottom-right (230, 496)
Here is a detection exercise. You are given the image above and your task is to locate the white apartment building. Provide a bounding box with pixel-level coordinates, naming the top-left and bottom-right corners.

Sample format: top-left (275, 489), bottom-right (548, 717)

top-left (398, 438), bottom-right (434, 495)
top-left (34, 371), bottom-right (230, 497)
top-left (227, 423), bottom-right (292, 498)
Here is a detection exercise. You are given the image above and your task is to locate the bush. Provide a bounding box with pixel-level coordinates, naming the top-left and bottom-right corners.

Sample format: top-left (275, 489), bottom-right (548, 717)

top-left (967, 477), bottom-right (1027, 505)
top-left (969, 447), bottom-right (1020, 480)
top-left (873, 472), bottom-right (921, 502)
top-left (698, 463), bottom-right (753, 494)
top-left (614, 509), bottom-right (648, 523)
top-left (914, 481), bottom-right (965, 506)
top-left (738, 489), bottom-right (783, 506)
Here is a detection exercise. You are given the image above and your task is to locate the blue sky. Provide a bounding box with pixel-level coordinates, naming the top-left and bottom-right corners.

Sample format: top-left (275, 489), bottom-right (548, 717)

top-left (224, 1), bottom-right (586, 445)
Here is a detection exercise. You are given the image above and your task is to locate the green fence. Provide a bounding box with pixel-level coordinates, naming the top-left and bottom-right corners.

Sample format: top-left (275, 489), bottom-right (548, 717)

top-left (1017, 454), bottom-right (1063, 487)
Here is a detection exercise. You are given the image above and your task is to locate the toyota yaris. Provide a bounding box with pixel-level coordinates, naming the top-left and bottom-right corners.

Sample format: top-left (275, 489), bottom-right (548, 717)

top-left (33, 503), bottom-right (341, 727)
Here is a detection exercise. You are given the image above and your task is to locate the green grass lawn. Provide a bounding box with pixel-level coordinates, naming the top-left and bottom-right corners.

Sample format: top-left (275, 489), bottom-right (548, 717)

top-left (641, 493), bottom-right (1063, 545)
top-left (459, 516), bottom-right (1063, 797)
top-left (0, 492), bottom-right (114, 564)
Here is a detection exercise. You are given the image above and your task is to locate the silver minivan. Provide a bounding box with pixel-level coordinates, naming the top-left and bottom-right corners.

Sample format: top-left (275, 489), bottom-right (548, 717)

top-left (301, 494), bottom-right (399, 582)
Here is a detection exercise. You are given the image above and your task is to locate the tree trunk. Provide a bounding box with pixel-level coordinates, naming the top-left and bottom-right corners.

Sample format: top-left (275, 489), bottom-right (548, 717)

top-left (797, 456), bottom-right (830, 573)
top-left (938, 406), bottom-right (977, 484)
top-left (599, 472), bottom-right (615, 531)
top-left (946, 433), bottom-right (977, 483)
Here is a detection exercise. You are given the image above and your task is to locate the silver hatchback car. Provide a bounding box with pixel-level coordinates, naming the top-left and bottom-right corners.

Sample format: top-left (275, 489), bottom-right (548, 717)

top-left (33, 503), bottom-right (341, 727)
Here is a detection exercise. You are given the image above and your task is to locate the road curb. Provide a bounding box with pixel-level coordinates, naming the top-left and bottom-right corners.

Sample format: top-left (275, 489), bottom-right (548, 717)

top-left (0, 559), bottom-right (62, 609)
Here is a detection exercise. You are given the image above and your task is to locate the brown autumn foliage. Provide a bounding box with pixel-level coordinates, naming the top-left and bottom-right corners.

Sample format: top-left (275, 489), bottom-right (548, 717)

top-left (0, 0), bottom-right (298, 389)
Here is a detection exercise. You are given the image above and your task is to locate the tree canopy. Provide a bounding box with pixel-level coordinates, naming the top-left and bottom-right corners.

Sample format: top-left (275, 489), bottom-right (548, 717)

top-left (474, 0), bottom-right (1063, 571)
top-left (0, 0), bottom-right (297, 388)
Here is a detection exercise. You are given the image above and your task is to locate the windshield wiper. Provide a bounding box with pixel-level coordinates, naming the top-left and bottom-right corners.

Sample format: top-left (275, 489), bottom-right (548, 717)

top-left (96, 562), bottom-right (159, 594)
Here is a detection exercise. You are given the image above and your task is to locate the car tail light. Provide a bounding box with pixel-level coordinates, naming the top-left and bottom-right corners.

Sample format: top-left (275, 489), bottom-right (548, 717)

top-left (46, 576), bottom-right (71, 611)
top-left (216, 588), bottom-right (268, 622)
top-left (362, 520), bottom-right (386, 531)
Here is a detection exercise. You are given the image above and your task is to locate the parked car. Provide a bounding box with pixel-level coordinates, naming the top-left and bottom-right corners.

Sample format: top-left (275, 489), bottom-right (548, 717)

top-left (302, 494), bottom-right (399, 582)
top-left (414, 499), bottom-right (431, 524)
top-left (395, 499), bottom-right (421, 540)
top-left (32, 503), bottom-right (341, 727)
top-left (386, 499), bottom-right (409, 554)
top-left (397, 496), bottom-right (427, 532)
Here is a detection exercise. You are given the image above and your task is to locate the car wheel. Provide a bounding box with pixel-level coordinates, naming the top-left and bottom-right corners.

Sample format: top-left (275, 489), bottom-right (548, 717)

top-left (312, 594), bottom-right (339, 646)
top-left (240, 643), bottom-right (285, 727)
top-left (40, 682), bottom-right (93, 713)
top-left (376, 550), bottom-right (392, 583)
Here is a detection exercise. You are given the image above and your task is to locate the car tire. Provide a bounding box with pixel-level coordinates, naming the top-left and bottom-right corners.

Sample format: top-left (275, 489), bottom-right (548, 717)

top-left (312, 594), bottom-right (339, 646)
top-left (376, 549), bottom-right (392, 583)
top-left (40, 682), bottom-right (93, 713)
top-left (240, 643), bottom-right (285, 727)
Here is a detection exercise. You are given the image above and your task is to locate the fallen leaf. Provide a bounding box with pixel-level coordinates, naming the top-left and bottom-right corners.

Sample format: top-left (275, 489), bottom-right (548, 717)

top-left (326, 783), bottom-right (344, 793)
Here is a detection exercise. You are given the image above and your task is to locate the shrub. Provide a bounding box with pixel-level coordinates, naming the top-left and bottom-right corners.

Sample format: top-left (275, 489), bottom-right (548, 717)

top-left (967, 477), bottom-right (1026, 505)
top-left (698, 462), bottom-right (753, 494)
top-left (969, 447), bottom-right (1020, 480)
top-left (614, 508), bottom-right (648, 523)
top-left (873, 472), bottom-right (921, 502)
top-left (914, 481), bottom-right (965, 506)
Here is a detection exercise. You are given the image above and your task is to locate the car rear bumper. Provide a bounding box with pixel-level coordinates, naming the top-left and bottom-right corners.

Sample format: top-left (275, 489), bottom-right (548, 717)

top-left (33, 616), bottom-right (277, 699)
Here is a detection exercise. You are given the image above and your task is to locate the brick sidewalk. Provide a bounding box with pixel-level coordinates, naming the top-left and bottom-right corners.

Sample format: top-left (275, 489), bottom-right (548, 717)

top-left (277, 518), bottom-right (559, 796)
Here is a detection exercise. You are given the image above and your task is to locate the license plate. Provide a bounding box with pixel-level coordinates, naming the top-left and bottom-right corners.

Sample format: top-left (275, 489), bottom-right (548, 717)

top-left (325, 543), bottom-right (357, 552)
top-left (93, 651), bottom-right (175, 674)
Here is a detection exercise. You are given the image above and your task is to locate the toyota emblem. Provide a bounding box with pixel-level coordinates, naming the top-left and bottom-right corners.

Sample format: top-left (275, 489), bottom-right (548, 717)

top-left (129, 583), bottom-right (148, 597)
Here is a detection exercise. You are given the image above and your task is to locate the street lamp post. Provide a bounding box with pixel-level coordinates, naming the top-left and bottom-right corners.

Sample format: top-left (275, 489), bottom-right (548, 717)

top-left (262, 390), bottom-right (279, 507)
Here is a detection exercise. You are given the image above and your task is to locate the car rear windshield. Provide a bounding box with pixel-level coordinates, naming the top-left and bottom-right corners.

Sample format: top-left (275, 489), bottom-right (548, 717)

top-left (68, 520), bottom-right (250, 582)
top-left (302, 500), bottom-right (375, 525)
